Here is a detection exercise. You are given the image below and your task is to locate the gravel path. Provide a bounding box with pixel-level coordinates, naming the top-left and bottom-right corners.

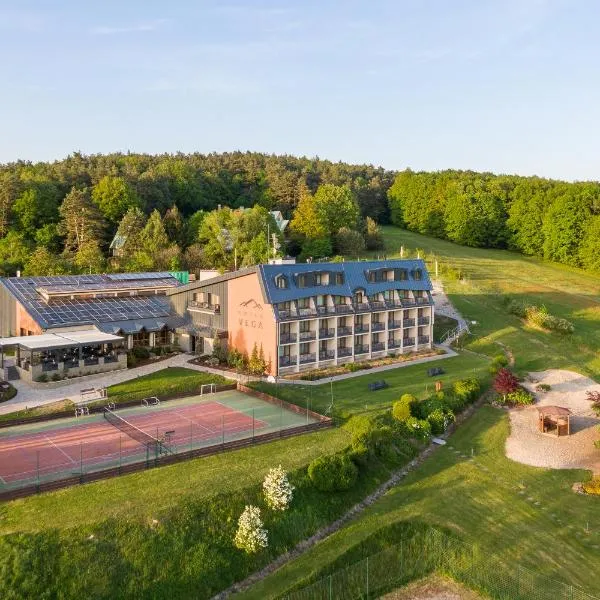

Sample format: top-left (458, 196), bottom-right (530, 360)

top-left (505, 369), bottom-right (600, 474)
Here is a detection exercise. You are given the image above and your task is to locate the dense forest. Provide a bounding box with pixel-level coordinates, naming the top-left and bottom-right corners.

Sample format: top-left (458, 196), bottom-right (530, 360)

top-left (388, 170), bottom-right (600, 273)
top-left (0, 152), bottom-right (598, 277)
top-left (0, 152), bottom-right (392, 276)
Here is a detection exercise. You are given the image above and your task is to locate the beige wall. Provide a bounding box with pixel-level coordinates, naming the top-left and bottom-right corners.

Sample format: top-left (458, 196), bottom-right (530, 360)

top-left (227, 273), bottom-right (277, 375)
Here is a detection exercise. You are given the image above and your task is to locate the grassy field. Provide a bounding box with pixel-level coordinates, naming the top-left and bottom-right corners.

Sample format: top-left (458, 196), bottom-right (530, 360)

top-left (378, 226), bottom-right (600, 379)
top-left (106, 366), bottom-right (232, 404)
top-left (238, 227), bottom-right (600, 599)
top-left (0, 427), bottom-right (350, 533)
top-left (240, 407), bottom-right (600, 599)
top-left (254, 353), bottom-right (491, 419)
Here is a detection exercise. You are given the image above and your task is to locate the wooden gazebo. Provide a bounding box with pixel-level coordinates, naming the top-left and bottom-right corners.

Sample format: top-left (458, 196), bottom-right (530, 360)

top-left (537, 406), bottom-right (572, 436)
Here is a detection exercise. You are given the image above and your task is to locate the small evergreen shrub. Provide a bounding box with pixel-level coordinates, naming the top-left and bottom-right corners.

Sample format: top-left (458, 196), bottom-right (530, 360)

top-left (506, 387), bottom-right (534, 405)
top-left (453, 378), bottom-right (481, 404)
top-left (308, 453), bottom-right (358, 492)
top-left (427, 408), bottom-right (455, 434)
top-left (536, 383), bottom-right (551, 392)
top-left (132, 346), bottom-right (150, 360)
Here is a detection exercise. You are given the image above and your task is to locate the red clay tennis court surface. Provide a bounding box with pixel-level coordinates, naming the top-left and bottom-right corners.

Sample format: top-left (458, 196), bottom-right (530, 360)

top-left (0, 400), bottom-right (268, 487)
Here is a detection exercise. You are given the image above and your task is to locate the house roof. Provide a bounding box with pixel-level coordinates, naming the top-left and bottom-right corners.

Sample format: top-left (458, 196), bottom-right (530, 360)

top-left (0, 272), bottom-right (182, 330)
top-left (258, 259), bottom-right (432, 304)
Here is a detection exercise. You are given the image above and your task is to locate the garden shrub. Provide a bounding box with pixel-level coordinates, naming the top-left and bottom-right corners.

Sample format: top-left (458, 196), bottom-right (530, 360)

top-left (582, 478), bottom-right (600, 495)
top-left (392, 394), bottom-right (416, 422)
top-left (402, 416), bottom-right (431, 441)
top-left (308, 453), bottom-right (358, 492)
top-left (346, 362), bottom-right (372, 373)
top-left (227, 348), bottom-right (247, 371)
top-left (507, 300), bottom-right (574, 334)
top-left (489, 353), bottom-right (509, 373)
top-left (453, 378), bottom-right (481, 404)
top-left (427, 408), bottom-right (455, 434)
top-left (36, 374), bottom-right (49, 383)
top-left (536, 383), bottom-right (551, 392)
top-left (413, 395), bottom-right (446, 420)
top-left (444, 393), bottom-right (466, 413)
top-left (132, 346), bottom-right (150, 360)
top-left (126, 353), bottom-right (137, 368)
top-left (506, 387), bottom-right (534, 405)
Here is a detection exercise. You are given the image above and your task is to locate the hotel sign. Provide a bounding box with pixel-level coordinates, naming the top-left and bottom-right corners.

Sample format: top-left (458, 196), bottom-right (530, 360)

top-left (238, 299), bottom-right (264, 329)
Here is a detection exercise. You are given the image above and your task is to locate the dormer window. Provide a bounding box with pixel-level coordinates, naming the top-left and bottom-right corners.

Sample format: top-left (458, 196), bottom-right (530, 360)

top-left (297, 274), bottom-right (308, 288)
top-left (275, 274), bottom-right (288, 289)
top-left (413, 269), bottom-right (422, 281)
top-left (335, 272), bottom-right (344, 285)
top-left (395, 269), bottom-right (408, 281)
top-left (367, 271), bottom-right (376, 283)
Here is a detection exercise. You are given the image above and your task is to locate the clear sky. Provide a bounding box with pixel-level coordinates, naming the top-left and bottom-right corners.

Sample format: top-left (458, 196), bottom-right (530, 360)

top-left (1, 0), bottom-right (598, 180)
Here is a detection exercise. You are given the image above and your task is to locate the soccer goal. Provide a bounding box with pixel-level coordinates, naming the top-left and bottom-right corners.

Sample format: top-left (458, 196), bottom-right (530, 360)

top-left (200, 383), bottom-right (216, 396)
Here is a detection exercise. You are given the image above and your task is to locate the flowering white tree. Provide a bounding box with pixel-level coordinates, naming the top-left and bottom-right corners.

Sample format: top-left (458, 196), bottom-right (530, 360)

top-left (263, 465), bottom-right (294, 511)
top-left (234, 505), bottom-right (268, 554)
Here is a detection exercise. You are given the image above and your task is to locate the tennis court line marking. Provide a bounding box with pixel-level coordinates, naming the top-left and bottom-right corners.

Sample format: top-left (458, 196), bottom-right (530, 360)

top-left (45, 436), bottom-right (77, 464)
top-left (170, 409), bottom-right (215, 434)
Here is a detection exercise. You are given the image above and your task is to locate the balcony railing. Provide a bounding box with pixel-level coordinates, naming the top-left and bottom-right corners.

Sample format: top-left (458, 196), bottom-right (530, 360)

top-left (319, 350), bottom-right (335, 361)
top-left (279, 333), bottom-right (297, 344)
top-left (401, 300), bottom-right (416, 307)
top-left (388, 320), bottom-right (401, 330)
top-left (403, 337), bottom-right (415, 346)
top-left (371, 322), bottom-right (385, 332)
top-left (334, 304), bottom-right (353, 314)
top-left (354, 345), bottom-right (370, 355)
top-left (299, 330), bottom-right (316, 341)
top-left (403, 318), bottom-right (416, 327)
top-left (416, 297), bottom-right (429, 305)
top-left (298, 308), bottom-right (318, 318)
top-left (277, 308), bottom-right (298, 320)
top-left (385, 299), bottom-right (403, 308)
top-left (388, 340), bottom-right (401, 349)
top-left (418, 335), bottom-right (430, 345)
top-left (370, 300), bottom-right (386, 310)
top-left (337, 347), bottom-right (352, 357)
top-left (371, 342), bottom-right (385, 352)
top-left (188, 300), bottom-right (221, 314)
top-left (279, 355), bottom-right (297, 367)
top-left (418, 317), bottom-right (430, 325)
top-left (299, 353), bottom-right (317, 364)
top-left (354, 324), bottom-right (370, 333)
top-left (318, 328), bottom-right (335, 339)
top-left (353, 302), bottom-right (370, 312)
top-left (337, 326), bottom-right (353, 336)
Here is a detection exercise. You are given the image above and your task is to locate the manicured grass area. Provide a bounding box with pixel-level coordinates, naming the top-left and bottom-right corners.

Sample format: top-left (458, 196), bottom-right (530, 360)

top-left (106, 366), bottom-right (232, 404)
top-left (253, 352), bottom-right (491, 418)
top-left (240, 406), bottom-right (600, 599)
top-left (377, 226), bottom-right (600, 380)
top-left (0, 427), bottom-right (350, 534)
top-left (0, 398), bottom-right (75, 423)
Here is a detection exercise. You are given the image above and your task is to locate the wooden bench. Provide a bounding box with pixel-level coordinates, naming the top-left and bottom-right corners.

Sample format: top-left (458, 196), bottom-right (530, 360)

top-left (368, 380), bottom-right (388, 392)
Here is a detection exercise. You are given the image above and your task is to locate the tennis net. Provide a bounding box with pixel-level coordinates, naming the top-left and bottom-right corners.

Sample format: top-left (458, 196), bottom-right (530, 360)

top-left (103, 408), bottom-right (160, 449)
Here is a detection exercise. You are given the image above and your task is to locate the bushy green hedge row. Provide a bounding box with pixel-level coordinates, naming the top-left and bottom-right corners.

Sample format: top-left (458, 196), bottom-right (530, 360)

top-left (392, 378), bottom-right (481, 436)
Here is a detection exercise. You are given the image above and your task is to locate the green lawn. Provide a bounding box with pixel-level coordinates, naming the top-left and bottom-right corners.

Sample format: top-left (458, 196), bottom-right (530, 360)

top-left (106, 366), bottom-right (231, 404)
top-left (0, 427), bottom-right (350, 534)
top-left (377, 226), bottom-right (600, 380)
top-left (240, 406), bottom-right (600, 599)
top-left (254, 352), bottom-right (491, 419)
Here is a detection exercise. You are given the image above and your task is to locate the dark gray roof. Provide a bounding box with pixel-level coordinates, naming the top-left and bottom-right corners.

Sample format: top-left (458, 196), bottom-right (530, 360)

top-left (258, 259), bottom-right (432, 304)
top-left (0, 273), bottom-right (182, 330)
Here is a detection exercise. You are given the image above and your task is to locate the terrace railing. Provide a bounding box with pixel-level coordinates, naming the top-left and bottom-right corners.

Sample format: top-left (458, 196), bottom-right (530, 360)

top-left (371, 342), bottom-right (385, 352)
top-left (403, 337), bottom-right (415, 346)
top-left (319, 350), bottom-right (335, 361)
top-left (188, 300), bottom-right (221, 313)
top-left (337, 347), bottom-right (352, 357)
top-left (299, 330), bottom-right (316, 341)
top-left (279, 333), bottom-right (297, 344)
top-left (418, 317), bottom-right (430, 325)
top-left (403, 318), bottom-right (416, 327)
top-left (371, 322), bottom-right (385, 332)
top-left (418, 335), bottom-right (430, 345)
top-left (354, 324), bottom-right (370, 333)
top-left (299, 353), bottom-right (316, 365)
top-left (388, 340), bottom-right (401, 349)
top-left (388, 320), bottom-right (402, 329)
top-left (318, 328), bottom-right (335, 339)
top-left (354, 345), bottom-right (370, 355)
top-left (370, 300), bottom-right (387, 310)
top-left (278, 355), bottom-right (297, 367)
top-left (337, 326), bottom-right (353, 336)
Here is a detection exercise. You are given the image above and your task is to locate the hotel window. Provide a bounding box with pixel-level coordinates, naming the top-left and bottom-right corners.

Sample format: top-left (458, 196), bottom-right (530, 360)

top-left (300, 342), bottom-right (310, 355)
top-left (319, 340), bottom-right (328, 352)
top-left (297, 274), bottom-right (308, 288)
top-left (299, 321), bottom-right (310, 333)
top-left (281, 323), bottom-right (291, 335)
top-left (396, 269), bottom-right (408, 281)
top-left (335, 272), bottom-right (344, 285)
top-left (354, 291), bottom-right (365, 304)
top-left (413, 269), bottom-right (422, 281)
top-left (332, 294), bottom-right (344, 305)
top-left (275, 275), bottom-right (288, 289)
top-left (281, 345), bottom-right (291, 358)
top-left (339, 337), bottom-right (347, 348)
top-left (315, 273), bottom-right (322, 286)
top-left (316, 295), bottom-right (325, 306)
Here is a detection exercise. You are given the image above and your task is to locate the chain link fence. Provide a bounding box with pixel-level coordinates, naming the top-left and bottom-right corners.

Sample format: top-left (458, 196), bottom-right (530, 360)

top-left (283, 529), bottom-right (599, 600)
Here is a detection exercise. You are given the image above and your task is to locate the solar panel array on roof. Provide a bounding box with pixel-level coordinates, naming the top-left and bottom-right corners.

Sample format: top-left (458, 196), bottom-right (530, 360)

top-left (1, 273), bottom-right (180, 329)
top-left (107, 272), bottom-right (174, 281)
top-left (37, 278), bottom-right (177, 294)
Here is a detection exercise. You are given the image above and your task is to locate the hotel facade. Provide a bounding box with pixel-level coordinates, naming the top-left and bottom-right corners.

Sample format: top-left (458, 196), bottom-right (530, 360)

top-left (167, 259), bottom-right (435, 376)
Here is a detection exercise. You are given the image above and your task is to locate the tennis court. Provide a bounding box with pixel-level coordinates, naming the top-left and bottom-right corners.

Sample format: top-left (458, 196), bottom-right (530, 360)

top-left (0, 389), bottom-right (323, 493)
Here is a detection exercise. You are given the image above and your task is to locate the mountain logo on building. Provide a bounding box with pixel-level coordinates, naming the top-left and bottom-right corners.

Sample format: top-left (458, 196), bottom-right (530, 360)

top-left (239, 299), bottom-right (263, 310)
